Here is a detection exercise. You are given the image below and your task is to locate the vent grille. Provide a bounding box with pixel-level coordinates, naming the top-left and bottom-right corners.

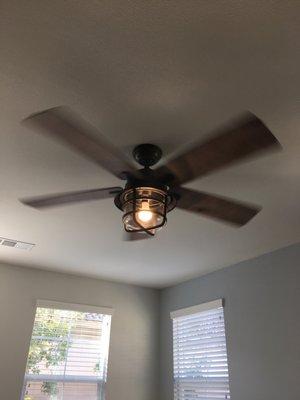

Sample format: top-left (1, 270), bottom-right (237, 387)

top-left (2, 239), bottom-right (17, 247)
top-left (0, 237), bottom-right (35, 251)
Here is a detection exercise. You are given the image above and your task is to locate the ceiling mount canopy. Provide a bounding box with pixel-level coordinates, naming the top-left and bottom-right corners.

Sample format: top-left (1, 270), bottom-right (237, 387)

top-left (132, 143), bottom-right (163, 167)
top-left (20, 106), bottom-right (281, 241)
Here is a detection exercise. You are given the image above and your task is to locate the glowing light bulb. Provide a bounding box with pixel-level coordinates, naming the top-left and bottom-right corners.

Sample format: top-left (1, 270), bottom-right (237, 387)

top-left (137, 201), bottom-right (153, 223)
top-left (137, 210), bottom-right (153, 222)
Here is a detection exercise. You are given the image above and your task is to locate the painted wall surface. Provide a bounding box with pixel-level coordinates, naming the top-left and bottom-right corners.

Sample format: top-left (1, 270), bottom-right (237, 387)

top-left (159, 243), bottom-right (300, 400)
top-left (0, 263), bottom-right (159, 400)
top-left (0, 243), bottom-right (299, 400)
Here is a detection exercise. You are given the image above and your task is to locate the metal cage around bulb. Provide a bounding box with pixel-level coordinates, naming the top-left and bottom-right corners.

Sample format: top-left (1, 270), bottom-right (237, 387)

top-left (115, 186), bottom-right (176, 236)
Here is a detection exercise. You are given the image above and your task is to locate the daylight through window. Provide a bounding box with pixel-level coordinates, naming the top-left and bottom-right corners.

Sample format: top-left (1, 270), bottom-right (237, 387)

top-left (22, 302), bottom-right (112, 400)
top-left (171, 299), bottom-right (231, 400)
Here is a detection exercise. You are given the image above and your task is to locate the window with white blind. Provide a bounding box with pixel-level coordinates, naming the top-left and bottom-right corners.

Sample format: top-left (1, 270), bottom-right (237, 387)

top-left (171, 299), bottom-right (231, 400)
top-left (21, 300), bottom-right (113, 400)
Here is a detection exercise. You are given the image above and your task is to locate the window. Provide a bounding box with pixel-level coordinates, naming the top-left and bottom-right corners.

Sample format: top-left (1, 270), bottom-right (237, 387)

top-left (22, 300), bottom-right (113, 400)
top-left (171, 299), bottom-right (230, 400)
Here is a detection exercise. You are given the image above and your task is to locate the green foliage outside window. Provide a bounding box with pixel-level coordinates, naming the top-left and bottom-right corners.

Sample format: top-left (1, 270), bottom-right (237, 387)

top-left (25, 309), bottom-right (101, 399)
top-left (26, 308), bottom-right (70, 397)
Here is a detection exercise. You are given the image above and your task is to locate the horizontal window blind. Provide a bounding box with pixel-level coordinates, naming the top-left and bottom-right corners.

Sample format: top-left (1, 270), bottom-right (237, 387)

top-left (22, 304), bottom-right (112, 400)
top-left (172, 300), bottom-right (230, 400)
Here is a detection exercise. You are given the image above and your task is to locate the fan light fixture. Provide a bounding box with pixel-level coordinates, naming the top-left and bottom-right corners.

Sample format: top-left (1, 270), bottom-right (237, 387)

top-left (114, 144), bottom-right (176, 236)
top-left (20, 107), bottom-right (281, 241)
top-left (115, 186), bottom-right (175, 236)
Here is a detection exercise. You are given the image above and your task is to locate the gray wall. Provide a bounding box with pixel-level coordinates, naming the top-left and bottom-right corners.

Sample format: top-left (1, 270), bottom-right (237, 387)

top-left (0, 263), bottom-right (159, 400)
top-left (0, 243), bottom-right (299, 400)
top-left (159, 243), bottom-right (300, 400)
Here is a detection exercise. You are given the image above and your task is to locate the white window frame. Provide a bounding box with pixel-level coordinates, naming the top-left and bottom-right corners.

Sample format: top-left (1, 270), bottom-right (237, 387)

top-left (171, 299), bottom-right (231, 400)
top-left (170, 299), bottom-right (223, 319)
top-left (21, 300), bottom-right (114, 400)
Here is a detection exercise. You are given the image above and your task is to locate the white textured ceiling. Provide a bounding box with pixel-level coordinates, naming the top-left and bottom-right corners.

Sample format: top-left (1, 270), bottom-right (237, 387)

top-left (0, 0), bottom-right (299, 288)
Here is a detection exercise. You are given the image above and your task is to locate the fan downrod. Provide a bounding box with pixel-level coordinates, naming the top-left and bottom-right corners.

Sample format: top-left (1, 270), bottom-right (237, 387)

top-left (133, 144), bottom-right (162, 167)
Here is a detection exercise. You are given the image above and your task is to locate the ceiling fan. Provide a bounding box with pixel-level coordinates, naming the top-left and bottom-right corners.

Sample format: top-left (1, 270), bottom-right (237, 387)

top-left (20, 107), bottom-right (281, 240)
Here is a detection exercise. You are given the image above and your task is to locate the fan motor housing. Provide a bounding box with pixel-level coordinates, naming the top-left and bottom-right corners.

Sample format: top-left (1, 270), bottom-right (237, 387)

top-left (115, 142), bottom-right (175, 210)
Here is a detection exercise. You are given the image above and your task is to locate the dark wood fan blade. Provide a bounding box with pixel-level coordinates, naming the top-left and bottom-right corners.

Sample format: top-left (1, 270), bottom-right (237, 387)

top-left (21, 187), bottom-right (123, 209)
top-left (123, 232), bottom-right (152, 241)
top-left (156, 113), bottom-right (281, 185)
top-left (22, 107), bottom-right (139, 180)
top-left (175, 187), bottom-right (261, 226)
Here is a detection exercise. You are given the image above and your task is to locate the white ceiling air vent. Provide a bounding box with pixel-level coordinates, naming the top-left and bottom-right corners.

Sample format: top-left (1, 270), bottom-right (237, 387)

top-left (0, 237), bottom-right (35, 251)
